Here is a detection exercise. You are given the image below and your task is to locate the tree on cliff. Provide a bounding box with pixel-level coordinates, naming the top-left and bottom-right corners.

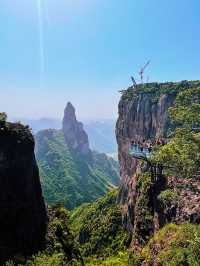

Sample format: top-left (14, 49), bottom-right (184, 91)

top-left (152, 87), bottom-right (200, 178)
top-left (0, 112), bottom-right (7, 124)
top-left (169, 87), bottom-right (200, 129)
top-left (153, 128), bottom-right (200, 178)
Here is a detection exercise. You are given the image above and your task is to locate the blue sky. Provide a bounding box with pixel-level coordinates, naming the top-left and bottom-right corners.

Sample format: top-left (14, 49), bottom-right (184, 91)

top-left (0, 0), bottom-right (199, 120)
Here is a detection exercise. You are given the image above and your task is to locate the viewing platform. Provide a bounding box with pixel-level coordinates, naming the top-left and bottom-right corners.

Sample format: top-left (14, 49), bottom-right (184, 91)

top-left (129, 144), bottom-right (152, 160)
top-left (192, 127), bottom-right (200, 133)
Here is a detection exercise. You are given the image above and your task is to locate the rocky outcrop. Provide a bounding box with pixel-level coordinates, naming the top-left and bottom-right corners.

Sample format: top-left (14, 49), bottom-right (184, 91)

top-left (63, 102), bottom-right (92, 160)
top-left (166, 176), bottom-right (200, 224)
top-left (115, 82), bottom-right (200, 246)
top-left (0, 122), bottom-right (47, 263)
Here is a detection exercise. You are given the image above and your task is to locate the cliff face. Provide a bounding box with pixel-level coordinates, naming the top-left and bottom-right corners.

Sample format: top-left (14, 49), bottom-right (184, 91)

top-left (63, 102), bottom-right (92, 160)
top-left (116, 82), bottom-right (200, 242)
top-left (116, 92), bottom-right (174, 177)
top-left (0, 122), bottom-right (47, 262)
top-left (116, 89), bottom-right (175, 231)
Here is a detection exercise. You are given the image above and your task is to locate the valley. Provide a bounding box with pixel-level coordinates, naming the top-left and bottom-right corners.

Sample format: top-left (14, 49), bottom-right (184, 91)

top-left (0, 81), bottom-right (200, 266)
top-left (35, 102), bottom-right (119, 209)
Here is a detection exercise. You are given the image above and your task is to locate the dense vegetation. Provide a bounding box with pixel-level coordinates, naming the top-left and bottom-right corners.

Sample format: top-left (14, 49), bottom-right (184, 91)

top-left (0, 112), bottom-right (33, 143)
top-left (169, 87), bottom-right (200, 128)
top-left (0, 112), bottom-right (7, 123)
top-left (133, 172), bottom-right (154, 246)
top-left (70, 190), bottom-right (129, 258)
top-left (121, 80), bottom-right (200, 102)
top-left (152, 86), bottom-right (200, 178)
top-left (5, 205), bottom-right (83, 266)
top-left (141, 223), bottom-right (200, 266)
top-left (5, 191), bottom-right (130, 266)
top-left (6, 201), bottom-right (199, 266)
top-left (35, 129), bottom-right (119, 209)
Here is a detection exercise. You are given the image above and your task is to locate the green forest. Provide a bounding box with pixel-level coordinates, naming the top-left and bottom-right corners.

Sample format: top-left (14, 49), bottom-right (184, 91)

top-left (35, 129), bottom-right (119, 209)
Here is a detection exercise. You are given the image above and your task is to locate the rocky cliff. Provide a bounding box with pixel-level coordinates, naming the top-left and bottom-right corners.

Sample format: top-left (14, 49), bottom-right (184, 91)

top-left (116, 81), bottom-right (200, 245)
top-left (116, 84), bottom-right (176, 232)
top-left (0, 121), bottom-right (47, 263)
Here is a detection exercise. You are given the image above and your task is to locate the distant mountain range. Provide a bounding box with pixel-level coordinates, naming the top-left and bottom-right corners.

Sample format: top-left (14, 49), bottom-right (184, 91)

top-left (14, 117), bottom-right (117, 154)
top-left (84, 119), bottom-right (117, 154)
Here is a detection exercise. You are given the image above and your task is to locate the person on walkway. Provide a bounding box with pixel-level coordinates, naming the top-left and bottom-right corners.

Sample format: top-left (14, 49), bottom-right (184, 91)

top-left (148, 144), bottom-right (153, 153)
top-left (161, 139), bottom-right (165, 145)
top-left (131, 140), bottom-right (135, 149)
top-left (140, 143), bottom-right (144, 152)
top-left (156, 138), bottom-right (161, 145)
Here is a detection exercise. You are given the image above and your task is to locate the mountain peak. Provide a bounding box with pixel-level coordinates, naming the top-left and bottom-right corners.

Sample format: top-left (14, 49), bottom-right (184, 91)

top-left (62, 102), bottom-right (92, 158)
top-left (64, 102), bottom-right (76, 121)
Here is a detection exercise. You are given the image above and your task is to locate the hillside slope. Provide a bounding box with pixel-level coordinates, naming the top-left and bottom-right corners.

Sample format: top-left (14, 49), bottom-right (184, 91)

top-left (70, 189), bottom-right (130, 266)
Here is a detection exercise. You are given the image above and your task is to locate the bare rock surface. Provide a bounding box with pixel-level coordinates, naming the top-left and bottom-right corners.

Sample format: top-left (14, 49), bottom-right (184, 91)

top-left (62, 102), bottom-right (92, 159)
top-left (167, 176), bottom-right (200, 224)
top-left (116, 89), bottom-right (175, 233)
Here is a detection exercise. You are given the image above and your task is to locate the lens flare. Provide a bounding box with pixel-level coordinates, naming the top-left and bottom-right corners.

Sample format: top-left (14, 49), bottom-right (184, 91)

top-left (37, 0), bottom-right (45, 88)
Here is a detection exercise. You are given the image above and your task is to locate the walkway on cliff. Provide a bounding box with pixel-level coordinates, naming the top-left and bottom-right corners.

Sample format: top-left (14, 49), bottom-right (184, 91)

top-left (129, 144), bottom-right (152, 160)
top-left (129, 142), bottom-right (165, 182)
top-left (129, 138), bottom-right (167, 161)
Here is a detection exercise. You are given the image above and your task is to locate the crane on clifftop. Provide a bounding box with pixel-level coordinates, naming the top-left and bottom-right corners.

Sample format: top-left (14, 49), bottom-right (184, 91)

top-left (131, 60), bottom-right (151, 87)
top-left (139, 60), bottom-right (151, 84)
top-left (119, 60), bottom-right (151, 94)
top-left (131, 76), bottom-right (137, 87)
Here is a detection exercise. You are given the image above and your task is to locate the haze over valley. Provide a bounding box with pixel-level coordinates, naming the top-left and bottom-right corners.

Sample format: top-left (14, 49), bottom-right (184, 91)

top-left (12, 117), bottom-right (117, 154)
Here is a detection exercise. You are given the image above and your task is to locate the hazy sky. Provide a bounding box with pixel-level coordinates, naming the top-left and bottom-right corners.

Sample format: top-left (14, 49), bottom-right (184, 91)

top-left (0, 0), bottom-right (199, 120)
